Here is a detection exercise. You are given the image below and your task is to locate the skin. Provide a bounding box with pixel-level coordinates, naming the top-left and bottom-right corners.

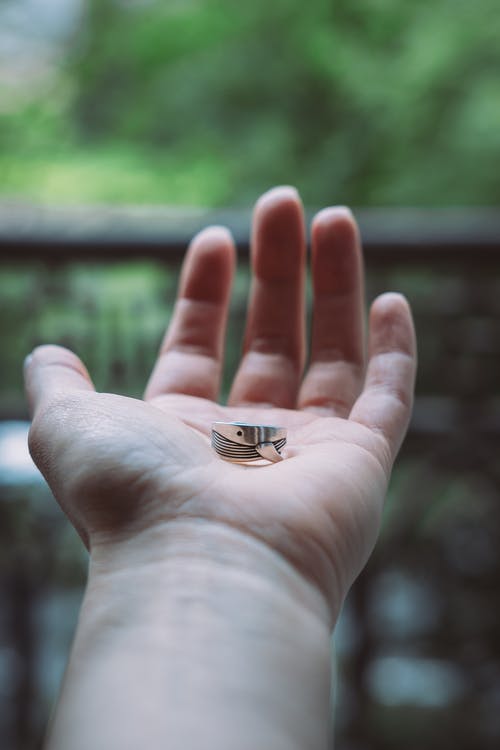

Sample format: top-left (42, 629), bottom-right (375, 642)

top-left (24, 186), bottom-right (417, 749)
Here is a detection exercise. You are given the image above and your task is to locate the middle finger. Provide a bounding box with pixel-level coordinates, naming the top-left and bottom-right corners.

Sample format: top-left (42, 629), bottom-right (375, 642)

top-left (228, 186), bottom-right (306, 408)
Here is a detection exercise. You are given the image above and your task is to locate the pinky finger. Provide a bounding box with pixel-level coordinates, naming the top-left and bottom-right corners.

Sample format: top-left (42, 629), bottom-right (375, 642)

top-left (349, 293), bottom-right (417, 465)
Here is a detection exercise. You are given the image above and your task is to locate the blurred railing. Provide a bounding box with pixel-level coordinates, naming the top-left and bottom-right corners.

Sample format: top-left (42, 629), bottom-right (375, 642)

top-left (1, 204), bottom-right (500, 750)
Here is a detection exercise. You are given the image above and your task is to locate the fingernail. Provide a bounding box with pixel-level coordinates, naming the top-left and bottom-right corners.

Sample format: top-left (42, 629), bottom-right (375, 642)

top-left (315, 206), bottom-right (353, 223)
top-left (23, 353), bottom-right (33, 372)
top-left (258, 185), bottom-right (300, 204)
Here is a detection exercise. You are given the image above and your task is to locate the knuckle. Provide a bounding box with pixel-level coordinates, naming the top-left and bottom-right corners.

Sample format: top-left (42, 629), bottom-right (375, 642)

top-left (28, 412), bottom-right (54, 474)
top-left (374, 433), bottom-right (393, 475)
top-left (28, 393), bottom-right (80, 460)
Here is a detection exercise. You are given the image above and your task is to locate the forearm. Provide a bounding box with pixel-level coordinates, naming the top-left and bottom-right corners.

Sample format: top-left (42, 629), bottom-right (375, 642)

top-left (46, 520), bottom-right (335, 750)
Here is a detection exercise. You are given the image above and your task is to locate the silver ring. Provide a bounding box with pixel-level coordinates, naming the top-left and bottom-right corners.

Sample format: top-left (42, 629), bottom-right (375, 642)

top-left (211, 422), bottom-right (287, 463)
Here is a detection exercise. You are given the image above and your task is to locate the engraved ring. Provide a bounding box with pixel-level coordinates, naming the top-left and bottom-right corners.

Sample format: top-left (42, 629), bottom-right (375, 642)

top-left (211, 422), bottom-right (287, 463)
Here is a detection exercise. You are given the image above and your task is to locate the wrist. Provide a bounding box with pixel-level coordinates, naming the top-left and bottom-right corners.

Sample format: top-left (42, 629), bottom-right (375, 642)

top-left (50, 519), bottom-right (335, 750)
top-left (87, 517), bottom-right (334, 630)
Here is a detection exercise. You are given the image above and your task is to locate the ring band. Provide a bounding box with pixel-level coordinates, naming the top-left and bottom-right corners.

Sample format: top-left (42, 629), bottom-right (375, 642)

top-left (211, 422), bottom-right (287, 463)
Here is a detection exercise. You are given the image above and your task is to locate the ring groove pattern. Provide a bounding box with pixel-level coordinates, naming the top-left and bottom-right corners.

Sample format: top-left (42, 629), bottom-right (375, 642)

top-left (212, 431), bottom-right (286, 462)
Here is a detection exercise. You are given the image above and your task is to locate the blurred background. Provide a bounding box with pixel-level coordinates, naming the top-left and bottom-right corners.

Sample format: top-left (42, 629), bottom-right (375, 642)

top-left (1, 0), bottom-right (500, 748)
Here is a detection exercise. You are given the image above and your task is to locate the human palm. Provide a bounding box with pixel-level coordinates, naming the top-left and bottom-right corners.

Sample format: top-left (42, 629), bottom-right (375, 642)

top-left (25, 187), bottom-right (416, 616)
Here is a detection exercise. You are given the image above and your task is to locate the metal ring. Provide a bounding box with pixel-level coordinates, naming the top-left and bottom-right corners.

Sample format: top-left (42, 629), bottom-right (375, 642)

top-left (211, 422), bottom-right (287, 463)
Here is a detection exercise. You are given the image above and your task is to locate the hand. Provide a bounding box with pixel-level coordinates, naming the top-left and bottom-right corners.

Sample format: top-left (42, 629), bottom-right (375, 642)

top-left (25, 186), bottom-right (416, 621)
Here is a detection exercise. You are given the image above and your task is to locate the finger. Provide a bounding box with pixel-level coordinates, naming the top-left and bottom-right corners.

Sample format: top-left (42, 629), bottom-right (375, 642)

top-left (24, 345), bottom-right (95, 417)
top-left (349, 293), bottom-right (417, 464)
top-left (299, 207), bottom-right (365, 416)
top-left (145, 226), bottom-right (235, 401)
top-left (228, 186), bottom-right (306, 408)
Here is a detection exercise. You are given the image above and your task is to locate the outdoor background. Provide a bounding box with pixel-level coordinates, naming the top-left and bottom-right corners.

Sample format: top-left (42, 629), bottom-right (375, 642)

top-left (1, 1), bottom-right (500, 749)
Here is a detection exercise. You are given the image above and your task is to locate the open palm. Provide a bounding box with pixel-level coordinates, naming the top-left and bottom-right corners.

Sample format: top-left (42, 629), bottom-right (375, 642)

top-left (25, 187), bottom-right (416, 617)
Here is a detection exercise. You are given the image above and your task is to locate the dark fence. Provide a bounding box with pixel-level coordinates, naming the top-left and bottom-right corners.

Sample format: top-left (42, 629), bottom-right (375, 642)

top-left (1, 204), bottom-right (500, 750)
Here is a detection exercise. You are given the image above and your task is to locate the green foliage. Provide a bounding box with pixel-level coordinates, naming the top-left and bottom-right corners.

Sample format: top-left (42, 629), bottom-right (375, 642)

top-left (1, 0), bottom-right (499, 205)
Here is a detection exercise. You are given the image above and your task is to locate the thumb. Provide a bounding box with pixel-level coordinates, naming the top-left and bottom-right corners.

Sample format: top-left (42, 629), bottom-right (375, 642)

top-left (24, 345), bottom-right (95, 418)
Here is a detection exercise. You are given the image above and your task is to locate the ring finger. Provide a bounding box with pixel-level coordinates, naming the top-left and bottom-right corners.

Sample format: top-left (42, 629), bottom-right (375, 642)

top-left (298, 207), bottom-right (365, 417)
